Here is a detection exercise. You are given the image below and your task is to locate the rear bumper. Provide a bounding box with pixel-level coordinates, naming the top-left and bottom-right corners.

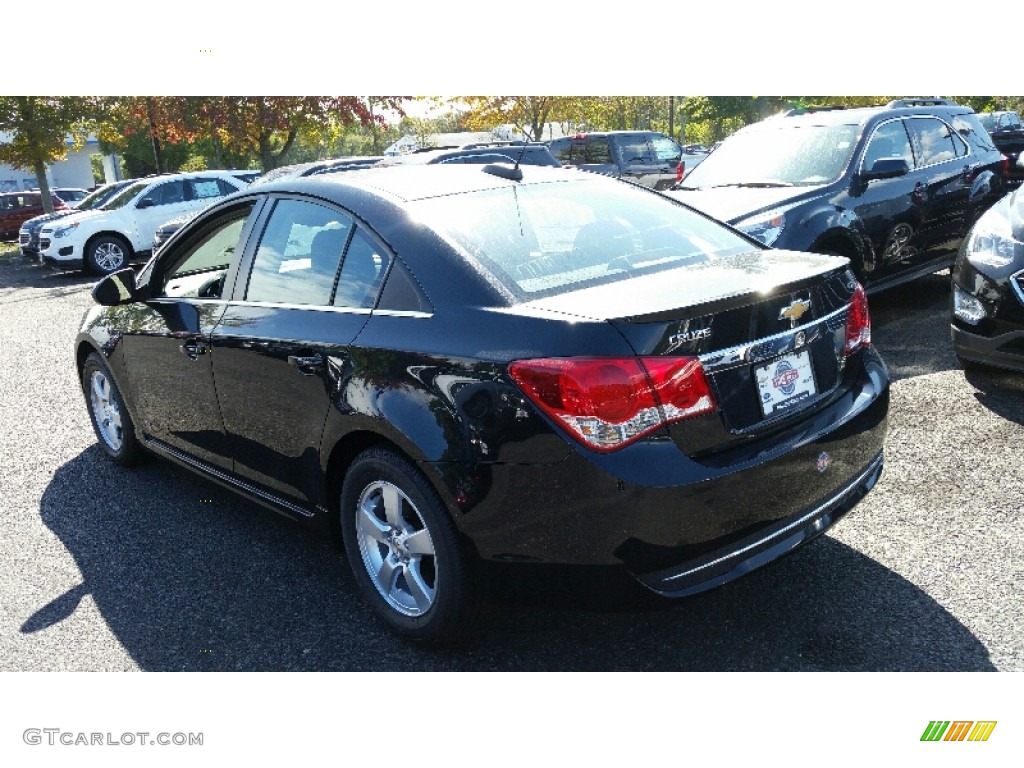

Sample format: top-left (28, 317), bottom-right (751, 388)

top-left (951, 322), bottom-right (1024, 372)
top-left (635, 451), bottom-right (883, 596)
top-left (456, 351), bottom-right (889, 587)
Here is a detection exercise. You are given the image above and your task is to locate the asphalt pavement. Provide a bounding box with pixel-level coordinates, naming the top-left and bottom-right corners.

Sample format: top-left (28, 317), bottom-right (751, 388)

top-left (1, 250), bottom-right (1021, 671)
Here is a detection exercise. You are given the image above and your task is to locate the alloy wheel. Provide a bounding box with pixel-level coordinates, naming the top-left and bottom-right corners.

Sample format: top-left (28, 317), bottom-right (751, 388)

top-left (89, 369), bottom-right (123, 451)
top-left (355, 480), bottom-right (437, 617)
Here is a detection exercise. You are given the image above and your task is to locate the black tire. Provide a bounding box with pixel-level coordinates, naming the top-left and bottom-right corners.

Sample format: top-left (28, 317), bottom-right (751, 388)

top-left (85, 235), bottom-right (131, 276)
top-left (339, 447), bottom-right (481, 644)
top-left (82, 352), bottom-right (144, 466)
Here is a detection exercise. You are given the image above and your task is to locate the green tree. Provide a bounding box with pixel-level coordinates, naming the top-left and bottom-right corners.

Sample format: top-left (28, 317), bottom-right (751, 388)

top-left (0, 96), bottom-right (97, 213)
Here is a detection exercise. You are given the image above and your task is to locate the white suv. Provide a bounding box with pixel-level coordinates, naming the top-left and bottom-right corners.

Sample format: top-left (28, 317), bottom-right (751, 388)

top-left (38, 171), bottom-right (246, 274)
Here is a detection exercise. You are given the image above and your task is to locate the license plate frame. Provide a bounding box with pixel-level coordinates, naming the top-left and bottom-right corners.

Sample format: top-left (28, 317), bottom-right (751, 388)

top-left (755, 350), bottom-right (817, 417)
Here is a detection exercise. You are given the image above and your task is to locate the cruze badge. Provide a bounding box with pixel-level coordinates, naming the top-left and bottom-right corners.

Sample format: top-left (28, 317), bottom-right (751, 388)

top-left (669, 327), bottom-right (712, 345)
top-left (779, 298), bottom-right (812, 327)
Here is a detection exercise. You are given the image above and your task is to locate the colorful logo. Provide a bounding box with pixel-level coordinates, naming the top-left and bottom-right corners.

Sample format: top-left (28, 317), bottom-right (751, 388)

top-left (815, 452), bottom-right (831, 473)
top-left (772, 360), bottom-right (799, 394)
top-left (921, 721), bottom-right (997, 742)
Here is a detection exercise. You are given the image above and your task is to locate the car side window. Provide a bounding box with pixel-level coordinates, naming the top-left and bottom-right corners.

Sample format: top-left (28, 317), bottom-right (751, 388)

top-left (187, 178), bottom-right (227, 201)
top-left (148, 180), bottom-right (185, 206)
top-left (650, 135), bottom-right (681, 162)
top-left (333, 228), bottom-right (391, 309)
top-left (861, 120), bottom-right (914, 171)
top-left (246, 198), bottom-right (354, 306)
top-left (615, 136), bottom-right (653, 163)
top-left (584, 138), bottom-right (613, 164)
top-left (157, 201), bottom-right (257, 299)
top-left (548, 138), bottom-right (571, 164)
top-left (905, 118), bottom-right (962, 167)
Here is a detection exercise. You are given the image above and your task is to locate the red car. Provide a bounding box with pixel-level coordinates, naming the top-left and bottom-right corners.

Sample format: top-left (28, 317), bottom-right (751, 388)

top-left (0, 191), bottom-right (67, 239)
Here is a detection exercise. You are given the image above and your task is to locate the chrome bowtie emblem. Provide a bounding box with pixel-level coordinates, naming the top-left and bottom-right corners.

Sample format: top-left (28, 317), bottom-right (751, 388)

top-left (779, 298), bottom-right (812, 328)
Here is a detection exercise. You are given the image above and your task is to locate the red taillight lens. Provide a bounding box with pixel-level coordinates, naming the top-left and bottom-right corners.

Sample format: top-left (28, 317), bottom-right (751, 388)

top-left (676, 161), bottom-right (685, 182)
top-left (844, 283), bottom-right (872, 355)
top-left (1000, 154), bottom-right (1009, 179)
top-left (508, 357), bottom-right (716, 452)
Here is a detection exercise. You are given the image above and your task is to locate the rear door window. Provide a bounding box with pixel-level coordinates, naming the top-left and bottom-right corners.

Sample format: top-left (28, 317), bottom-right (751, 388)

top-left (905, 117), bottom-right (964, 167)
top-left (245, 198), bottom-right (354, 306)
top-left (614, 135), bottom-right (654, 164)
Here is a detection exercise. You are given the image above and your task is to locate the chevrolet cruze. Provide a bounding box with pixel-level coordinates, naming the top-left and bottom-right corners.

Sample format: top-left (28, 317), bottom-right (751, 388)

top-left (77, 163), bottom-right (889, 643)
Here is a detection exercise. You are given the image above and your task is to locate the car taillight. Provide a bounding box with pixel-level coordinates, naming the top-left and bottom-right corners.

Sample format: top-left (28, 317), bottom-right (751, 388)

top-left (1000, 154), bottom-right (1009, 179)
top-left (676, 160), bottom-right (685, 182)
top-left (844, 283), bottom-right (871, 355)
top-left (508, 357), bottom-right (716, 452)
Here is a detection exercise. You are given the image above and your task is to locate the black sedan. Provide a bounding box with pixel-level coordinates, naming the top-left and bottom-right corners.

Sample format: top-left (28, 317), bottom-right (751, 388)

top-left (77, 163), bottom-right (890, 643)
top-left (951, 185), bottom-right (1024, 371)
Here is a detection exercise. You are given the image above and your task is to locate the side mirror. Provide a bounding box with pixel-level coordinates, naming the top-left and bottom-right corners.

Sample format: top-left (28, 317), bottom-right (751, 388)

top-left (861, 158), bottom-right (910, 181)
top-left (92, 268), bottom-right (142, 306)
top-left (137, 197), bottom-right (156, 209)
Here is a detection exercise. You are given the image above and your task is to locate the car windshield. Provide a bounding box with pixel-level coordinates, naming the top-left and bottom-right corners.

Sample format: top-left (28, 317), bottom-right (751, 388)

top-left (77, 184), bottom-right (124, 211)
top-left (682, 122), bottom-right (860, 188)
top-left (409, 177), bottom-right (756, 300)
top-left (103, 181), bottom-right (149, 210)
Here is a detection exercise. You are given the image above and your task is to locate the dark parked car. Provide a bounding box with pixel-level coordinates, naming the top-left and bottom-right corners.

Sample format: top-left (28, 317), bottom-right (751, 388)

top-left (546, 131), bottom-right (683, 189)
top-left (0, 191), bottom-right (67, 239)
top-left (977, 110), bottom-right (1024, 188)
top-left (378, 142), bottom-right (560, 168)
top-left (19, 180), bottom-right (134, 258)
top-left (77, 164), bottom-right (889, 643)
top-left (669, 98), bottom-right (1009, 293)
top-left (249, 156), bottom-right (385, 187)
top-left (951, 185), bottom-right (1024, 371)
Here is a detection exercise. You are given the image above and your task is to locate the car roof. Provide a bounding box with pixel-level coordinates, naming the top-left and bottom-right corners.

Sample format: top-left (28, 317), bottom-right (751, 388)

top-left (760, 101), bottom-right (978, 129)
top-left (250, 163), bottom-right (584, 203)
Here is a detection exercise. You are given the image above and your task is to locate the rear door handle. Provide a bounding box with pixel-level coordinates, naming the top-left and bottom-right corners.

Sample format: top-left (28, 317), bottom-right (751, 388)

top-left (179, 338), bottom-right (210, 360)
top-left (288, 353), bottom-right (325, 375)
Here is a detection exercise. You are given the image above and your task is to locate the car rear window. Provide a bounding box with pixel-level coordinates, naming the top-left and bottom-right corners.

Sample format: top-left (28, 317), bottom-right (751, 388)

top-left (409, 177), bottom-right (755, 300)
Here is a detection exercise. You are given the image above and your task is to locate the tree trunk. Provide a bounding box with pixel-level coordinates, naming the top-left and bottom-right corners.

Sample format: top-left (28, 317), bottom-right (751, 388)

top-left (147, 98), bottom-right (164, 173)
top-left (35, 160), bottom-right (54, 214)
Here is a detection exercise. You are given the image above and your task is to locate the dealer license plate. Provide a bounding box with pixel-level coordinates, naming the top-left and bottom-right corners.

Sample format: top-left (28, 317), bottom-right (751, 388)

top-left (755, 350), bottom-right (817, 417)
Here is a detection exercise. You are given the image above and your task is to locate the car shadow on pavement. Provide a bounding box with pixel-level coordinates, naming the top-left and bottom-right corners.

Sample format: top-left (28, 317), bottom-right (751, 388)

top-left (34, 447), bottom-right (995, 671)
top-left (0, 254), bottom-right (96, 296)
top-left (965, 368), bottom-right (1024, 427)
top-left (867, 271), bottom-right (958, 383)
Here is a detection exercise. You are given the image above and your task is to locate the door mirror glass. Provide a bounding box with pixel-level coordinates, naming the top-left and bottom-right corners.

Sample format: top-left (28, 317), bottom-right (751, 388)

top-left (92, 268), bottom-right (142, 306)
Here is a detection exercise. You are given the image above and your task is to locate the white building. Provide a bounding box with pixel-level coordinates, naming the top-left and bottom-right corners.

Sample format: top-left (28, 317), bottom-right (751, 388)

top-left (0, 133), bottom-right (120, 193)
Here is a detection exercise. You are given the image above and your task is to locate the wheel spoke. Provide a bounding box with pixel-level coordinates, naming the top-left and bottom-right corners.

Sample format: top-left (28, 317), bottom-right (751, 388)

top-left (404, 529), bottom-right (434, 556)
top-left (381, 483), bottom-right (404, 529)
top-left (356, 501), bottom-right (390, 543)
top-left (92, 374), bottom-right (107, 404)
top-left (404, 561), bottom-right (435, 612)
top-left (376, 556), bottom-right (399, 593)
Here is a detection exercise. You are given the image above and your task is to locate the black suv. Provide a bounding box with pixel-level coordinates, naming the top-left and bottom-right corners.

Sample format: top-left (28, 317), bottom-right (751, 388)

top-left (546, 131), bottom-right (683, 190)
top-left (669, 99), bottom-right (1009, 292)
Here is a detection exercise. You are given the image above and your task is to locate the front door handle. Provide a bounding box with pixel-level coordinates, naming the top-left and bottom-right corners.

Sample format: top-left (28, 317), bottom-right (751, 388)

top-left (288, 353), bottom-right (325, 375)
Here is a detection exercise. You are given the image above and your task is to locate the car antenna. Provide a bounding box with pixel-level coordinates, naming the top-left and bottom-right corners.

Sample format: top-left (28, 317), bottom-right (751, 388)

top-left (481, 135), bottom-right (526, 181)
